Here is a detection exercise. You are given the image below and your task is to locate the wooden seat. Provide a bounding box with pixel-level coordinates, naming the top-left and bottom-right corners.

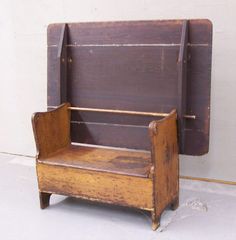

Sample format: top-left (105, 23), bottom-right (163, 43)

top-left (39, 145), bottom-right (152, 178)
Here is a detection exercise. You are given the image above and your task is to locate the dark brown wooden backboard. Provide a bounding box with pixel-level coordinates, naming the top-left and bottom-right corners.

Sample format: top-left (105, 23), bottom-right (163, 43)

top-left (47, 19), bottom-right (212, 155)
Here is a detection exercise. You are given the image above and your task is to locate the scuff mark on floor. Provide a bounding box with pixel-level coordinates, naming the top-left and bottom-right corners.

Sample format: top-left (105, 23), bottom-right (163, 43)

top-left (157, 198), bottom-right (208, 232)
top-left (185, 198), bottom-right (208, 212)
top-left (158, 211), bottom-right (178, 232)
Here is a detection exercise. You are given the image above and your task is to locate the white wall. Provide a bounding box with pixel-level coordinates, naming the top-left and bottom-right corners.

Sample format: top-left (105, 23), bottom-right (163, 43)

top-left (0, 0), bottom-right (236, 181)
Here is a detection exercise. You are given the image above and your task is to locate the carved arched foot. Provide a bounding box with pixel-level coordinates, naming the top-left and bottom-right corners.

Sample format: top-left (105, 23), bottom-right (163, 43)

top-left (151, 212), bottom-right (160, 231)
top-left (39, 192), bottom-right (52, 209)
top-left (170, 197), bottom-right (179, 210)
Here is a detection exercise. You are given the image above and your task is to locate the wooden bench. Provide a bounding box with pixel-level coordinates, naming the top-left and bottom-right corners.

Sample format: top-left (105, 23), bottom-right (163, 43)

top-left (32, 19), bottom-right (212, 230)
top-left (32, 103), bottom-right (178, 230)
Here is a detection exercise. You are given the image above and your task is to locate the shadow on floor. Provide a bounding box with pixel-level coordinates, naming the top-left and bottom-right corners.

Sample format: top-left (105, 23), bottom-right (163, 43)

top-left (48, 195), bottom-right (152, 228)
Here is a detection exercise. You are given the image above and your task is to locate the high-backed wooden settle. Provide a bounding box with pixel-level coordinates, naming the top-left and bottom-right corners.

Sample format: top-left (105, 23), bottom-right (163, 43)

top-left (32, 19), bottom-right (212, 230)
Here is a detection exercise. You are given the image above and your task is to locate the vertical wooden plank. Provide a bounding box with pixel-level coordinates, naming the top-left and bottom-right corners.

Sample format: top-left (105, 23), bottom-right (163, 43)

top-left (177, 20), bottom-right (188, 153)
top-left (57, 24), bottom-right (68, 104)
top-left (149, 110), bottom-right (179, 230)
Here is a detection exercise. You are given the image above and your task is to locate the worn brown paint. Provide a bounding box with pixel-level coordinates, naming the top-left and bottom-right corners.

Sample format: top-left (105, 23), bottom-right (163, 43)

top-left (149, 110), bottom-right (179, 229)
top-left (32, 103), bottom-right (179, 230)
top-left (32, 103), bottom-right (71, 158)
top-left (37, 163), bottom-right (153, 210)
top-left (39, 144), bottom-right (152, 178)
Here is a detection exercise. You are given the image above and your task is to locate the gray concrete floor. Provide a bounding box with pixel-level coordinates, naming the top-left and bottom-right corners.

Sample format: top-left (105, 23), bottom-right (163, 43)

top-left (0, 153), bottom-right (236, 240)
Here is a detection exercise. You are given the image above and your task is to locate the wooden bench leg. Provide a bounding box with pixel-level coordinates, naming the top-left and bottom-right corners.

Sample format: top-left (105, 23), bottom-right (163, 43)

top-left (39, 192), bottom-right (52, 209)
top-left (170, 197), bottom-right (179, 210)
top-left (151, 211), bottom-right (160, 231)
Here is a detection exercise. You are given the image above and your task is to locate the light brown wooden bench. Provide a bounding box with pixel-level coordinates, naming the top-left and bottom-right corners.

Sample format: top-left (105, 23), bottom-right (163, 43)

top-left (32, 19), bottom-right (212, 230)
top-left (32, 103), bottom-right (178, 230)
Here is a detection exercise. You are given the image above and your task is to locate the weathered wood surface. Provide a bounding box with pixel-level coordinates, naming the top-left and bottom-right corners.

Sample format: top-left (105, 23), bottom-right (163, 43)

top-left (32, 104), bottom-right (179, 230)
top-left (39, 145), bottom-right (152, 178)
top-left (32, 103), bottom-right (71, 158)
top-left (149, 110), bottom-right (179, 230)
top-left (47, 19), bottom-right (212, 155)
top-left (37, 163), bottom-right (153, 210)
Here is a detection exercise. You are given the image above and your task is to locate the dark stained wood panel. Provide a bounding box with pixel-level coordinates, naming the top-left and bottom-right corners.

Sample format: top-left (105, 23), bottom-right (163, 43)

top-left (68, 46), bottom-right (179, 110)
top-left (71, 111), bottom-right (161, 126)
top-left (71, 122), bottom-right (151, 150)
top-left (47, 47), bottom-right (60, 106)
top-left (47, 19), bottom-right (212, 155)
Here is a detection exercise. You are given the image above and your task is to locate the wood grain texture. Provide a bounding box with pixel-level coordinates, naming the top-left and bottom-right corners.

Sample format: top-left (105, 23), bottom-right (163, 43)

top-left (37, 163), bottom-right (153, 210)
top-left (149, 110), bottom-right (179, 229)
top-left (32, 103), bottom-right (71, 158)
top-left (47, 19), bottom-right (212, 155)
top-left (39, 144), bottom-right (152, 178)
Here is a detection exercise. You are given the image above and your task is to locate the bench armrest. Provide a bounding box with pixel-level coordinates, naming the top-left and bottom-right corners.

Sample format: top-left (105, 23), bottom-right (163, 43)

top-left (148, 109), bottom-right (179, 217)
top-left (32, 103), bottom-right (71, 159)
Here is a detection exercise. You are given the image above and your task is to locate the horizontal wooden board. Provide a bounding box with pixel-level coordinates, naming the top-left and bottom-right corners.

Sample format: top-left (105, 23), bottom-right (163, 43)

top-left (48, 19), bottom-right (212, 46)
top-left (37, 163), bottom-right (153, 210)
